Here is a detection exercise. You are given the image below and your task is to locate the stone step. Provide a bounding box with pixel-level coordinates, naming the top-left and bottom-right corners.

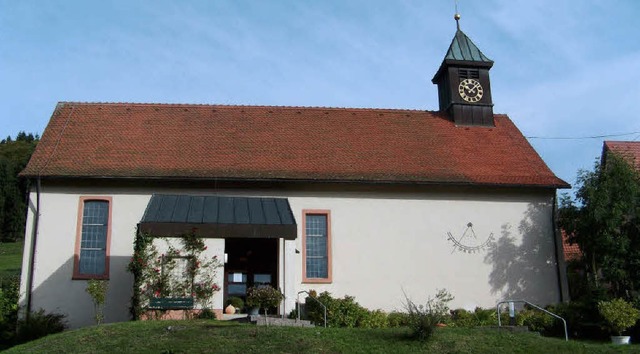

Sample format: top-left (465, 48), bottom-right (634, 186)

top-left (248, 315), bottom-right (315, 327)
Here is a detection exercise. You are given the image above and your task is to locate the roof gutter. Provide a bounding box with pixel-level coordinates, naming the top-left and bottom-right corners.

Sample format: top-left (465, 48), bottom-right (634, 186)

top-left (21, 174), bottom-right (571, 190)
top-left (552, 193), bottom-right (569, 302)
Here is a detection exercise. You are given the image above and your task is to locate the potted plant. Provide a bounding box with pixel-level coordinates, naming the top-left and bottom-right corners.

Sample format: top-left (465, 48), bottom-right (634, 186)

top-left (246, 285), bottom-right (284, 317)
top-left (598, 298), bottom-right (640, 345)
top-left (226, 296), bottom-right (244, 314)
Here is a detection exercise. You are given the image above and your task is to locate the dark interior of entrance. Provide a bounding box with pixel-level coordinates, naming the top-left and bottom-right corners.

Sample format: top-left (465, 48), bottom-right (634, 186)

top-left (224, 238), bottom-right (278, 306)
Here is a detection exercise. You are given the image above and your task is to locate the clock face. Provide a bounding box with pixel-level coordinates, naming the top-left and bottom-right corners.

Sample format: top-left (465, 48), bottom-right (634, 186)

top-left (458, 78), bottom-right (483, 103)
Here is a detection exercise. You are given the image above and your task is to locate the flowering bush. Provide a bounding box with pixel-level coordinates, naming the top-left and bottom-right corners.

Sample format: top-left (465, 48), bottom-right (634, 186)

top-left (246, 286), bottom-right (283, 315)
top-left (127, 230), bottom-right (222, 319)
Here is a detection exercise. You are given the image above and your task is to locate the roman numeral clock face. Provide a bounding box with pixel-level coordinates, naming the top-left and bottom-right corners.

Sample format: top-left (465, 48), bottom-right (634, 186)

top-left (458, 78), bottom-right (483, 103)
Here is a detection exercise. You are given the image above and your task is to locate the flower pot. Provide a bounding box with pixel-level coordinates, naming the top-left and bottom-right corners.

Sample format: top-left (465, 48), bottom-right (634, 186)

top-left (611, 336), bottom-right (631, 345)
top-left (248, 306), bottom-right (260, 316)
top-left (225, 304), bottom-right (236, 315)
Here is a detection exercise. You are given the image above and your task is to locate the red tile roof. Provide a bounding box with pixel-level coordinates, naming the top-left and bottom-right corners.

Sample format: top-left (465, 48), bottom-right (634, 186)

top-left (562, 230), bottom-right (582, 261)
top-left (21, 102), bottom-right (568, 188)
top-left (603, 141), bottom-right (640, 171)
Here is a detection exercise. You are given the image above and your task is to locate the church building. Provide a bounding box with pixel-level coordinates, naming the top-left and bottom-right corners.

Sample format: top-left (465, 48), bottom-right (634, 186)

top-left (19, 17), bottom-right (569, 328)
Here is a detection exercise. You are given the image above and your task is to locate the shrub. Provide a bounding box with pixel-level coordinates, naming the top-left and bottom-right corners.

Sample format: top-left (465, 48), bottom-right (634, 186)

top-left (358, 309), bottom-right (389, 328)
top-left (226, 296), bottom-right (244, 311)
top-left (449, 307), bottom-right (504, 328)
top-left (0, 276), bottom-right (19, 348)
top-left (598, 298), bottom-right (640, 335)
top-left (388, 311), bottom-right (411, 327)
top-left (404, 289), bottom-right (454, 341)
top-left (305, 291), bottom-right (389, 328)
top-left (517, 309), bottom-right (554, 333)
top-left (548, 292), bottom-right (609, 340)
top-left (331, 295), bottom-right (367, 328)
top-left (197, 308), bottom-right (217, 319)
top-left (287, 308), bottom-right (298, 319)
top-left (475, 307), bottom-right (499, 326)
top-left (304, 291), bottom-right (332, 326)
top-left (450, 308), bottom-right (475, 327)
top-left (16, 309), bottom-right (67, 344)
top-left (86, 279), bottom-right (108, 325)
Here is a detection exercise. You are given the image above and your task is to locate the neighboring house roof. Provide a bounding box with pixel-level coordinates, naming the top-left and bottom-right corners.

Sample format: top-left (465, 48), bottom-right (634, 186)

top-left (21, 102), bottom-right (568, 188)
top-left (562, 231), bottom-right (582, 262)
top-left (603, 141), bottom-right (640, 171)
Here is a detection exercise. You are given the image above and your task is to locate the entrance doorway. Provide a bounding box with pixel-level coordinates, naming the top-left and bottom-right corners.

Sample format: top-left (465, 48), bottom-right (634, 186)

top-left (224, 238), bottom-right (278, 309)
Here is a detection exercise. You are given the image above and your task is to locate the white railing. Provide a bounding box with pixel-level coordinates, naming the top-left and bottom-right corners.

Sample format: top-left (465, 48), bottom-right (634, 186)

top-left (297, 290), bottom-right (327, 328)
top-left (496, 299), bottom-right (568, 341)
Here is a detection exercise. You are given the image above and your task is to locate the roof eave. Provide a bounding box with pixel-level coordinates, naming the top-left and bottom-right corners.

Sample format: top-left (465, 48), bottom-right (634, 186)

top-left (21, 174), bottom-right (571, 190)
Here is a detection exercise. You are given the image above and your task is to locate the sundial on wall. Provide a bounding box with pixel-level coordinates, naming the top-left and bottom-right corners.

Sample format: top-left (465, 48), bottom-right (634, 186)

top-left (446, 222), bottom-right (494, 254)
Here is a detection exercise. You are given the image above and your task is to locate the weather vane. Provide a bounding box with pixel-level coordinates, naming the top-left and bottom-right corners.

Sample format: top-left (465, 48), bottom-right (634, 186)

top-left (454, 0), bottom-right (461, 30)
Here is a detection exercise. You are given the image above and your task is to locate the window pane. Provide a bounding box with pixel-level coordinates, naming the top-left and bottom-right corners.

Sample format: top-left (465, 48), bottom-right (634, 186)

top-left (79, 249), bottom-right (105, 275)
top-left (254, 274), bottom-right (271, 285)
top-left (306, 214), bottom-right (328, 278)
top-left (228, 273), bottom-right (247, 283)
top-left (79, 200), bottom-right (109, 276)
top-left (227, 284), bottom-right (246, 296)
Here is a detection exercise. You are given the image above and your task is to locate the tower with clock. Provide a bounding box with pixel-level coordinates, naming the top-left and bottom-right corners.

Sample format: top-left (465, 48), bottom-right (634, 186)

top-left (432, 14), bottom-right (494, 126)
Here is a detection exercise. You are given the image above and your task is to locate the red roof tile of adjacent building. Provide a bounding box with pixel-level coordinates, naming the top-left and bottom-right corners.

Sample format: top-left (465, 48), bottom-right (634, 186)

top-left (562, 230), bottom-right (582, 262)
top-left (603, 141), bottom-right (640, 171)
top-left (21, 102), bottom-right (569, 188)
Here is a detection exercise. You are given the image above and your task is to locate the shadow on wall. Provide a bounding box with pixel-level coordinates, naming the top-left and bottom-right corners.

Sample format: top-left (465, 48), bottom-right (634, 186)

top-left (28, 255), bottom-right (133, 329)
top-left (484, 202), bottom-right (559, 306)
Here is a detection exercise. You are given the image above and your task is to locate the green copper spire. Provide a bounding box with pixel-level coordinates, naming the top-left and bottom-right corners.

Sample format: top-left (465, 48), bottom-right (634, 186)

top-left (431, 12), bottom-right (496, 126)
top-left (444, 29), bottom-right (493, 63)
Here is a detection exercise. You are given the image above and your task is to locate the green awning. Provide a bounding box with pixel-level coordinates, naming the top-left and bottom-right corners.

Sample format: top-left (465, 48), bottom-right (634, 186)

top-left (138, 194), bottom-right (297, 240)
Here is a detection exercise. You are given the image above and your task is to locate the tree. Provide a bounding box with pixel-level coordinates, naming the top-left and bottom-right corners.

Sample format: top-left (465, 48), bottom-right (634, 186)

top-left (0, 132), bottom-right (38, 242)
top-left (559, 152), bottom-right (640, 299)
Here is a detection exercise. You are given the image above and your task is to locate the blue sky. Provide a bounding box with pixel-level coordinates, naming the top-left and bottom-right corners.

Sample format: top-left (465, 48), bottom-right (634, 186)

top-left (1, 1), bottom-right (639, 189)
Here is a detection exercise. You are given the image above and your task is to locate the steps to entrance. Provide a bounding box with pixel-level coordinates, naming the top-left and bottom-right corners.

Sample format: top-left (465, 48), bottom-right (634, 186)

top-left (249, 315), bottom-right (315, 327)
top-left (221, 314), bottom-right (249, 321)
top-left (222, 314), bottom-right (314, 327)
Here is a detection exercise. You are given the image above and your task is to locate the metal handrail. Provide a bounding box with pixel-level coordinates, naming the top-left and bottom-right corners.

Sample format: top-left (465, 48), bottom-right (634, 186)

top-left (496, 300), bottom-right (568, 341)
top-left (297, 290), bottom-right (327, 328)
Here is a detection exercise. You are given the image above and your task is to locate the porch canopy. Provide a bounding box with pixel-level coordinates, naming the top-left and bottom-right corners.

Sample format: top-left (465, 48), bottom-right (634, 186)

top-left (138, 194), bottom-right (297, 240)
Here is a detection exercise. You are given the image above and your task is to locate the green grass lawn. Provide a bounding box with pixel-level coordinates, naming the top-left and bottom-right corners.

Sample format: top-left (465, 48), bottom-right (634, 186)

top-left (0, 241), bottom-right (23, 280)
top-left (5, 320), bottom-right (640, 354)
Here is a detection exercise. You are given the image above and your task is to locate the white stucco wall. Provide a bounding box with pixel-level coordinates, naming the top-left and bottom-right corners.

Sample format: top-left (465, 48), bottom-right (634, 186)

top-left (20, 183), bottom-right (563, 328)
top-left (290, 193), bottom-right (560, 312)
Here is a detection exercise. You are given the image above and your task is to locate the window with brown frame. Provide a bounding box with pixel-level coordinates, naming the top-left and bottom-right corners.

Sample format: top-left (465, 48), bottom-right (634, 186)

top-left (302, 210), bottom-right (332, 283)
top-left (73, 197), bottom-right (112, 279)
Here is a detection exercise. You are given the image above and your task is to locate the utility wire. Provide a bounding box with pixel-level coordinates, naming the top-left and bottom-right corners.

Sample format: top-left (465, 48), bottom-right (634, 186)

top-left (526, 131), bottom-right (640, 140)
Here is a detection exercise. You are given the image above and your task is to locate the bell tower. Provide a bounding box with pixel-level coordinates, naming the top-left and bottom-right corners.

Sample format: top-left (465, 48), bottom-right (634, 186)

top-left (432, 14), bottom-right (494, 126)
